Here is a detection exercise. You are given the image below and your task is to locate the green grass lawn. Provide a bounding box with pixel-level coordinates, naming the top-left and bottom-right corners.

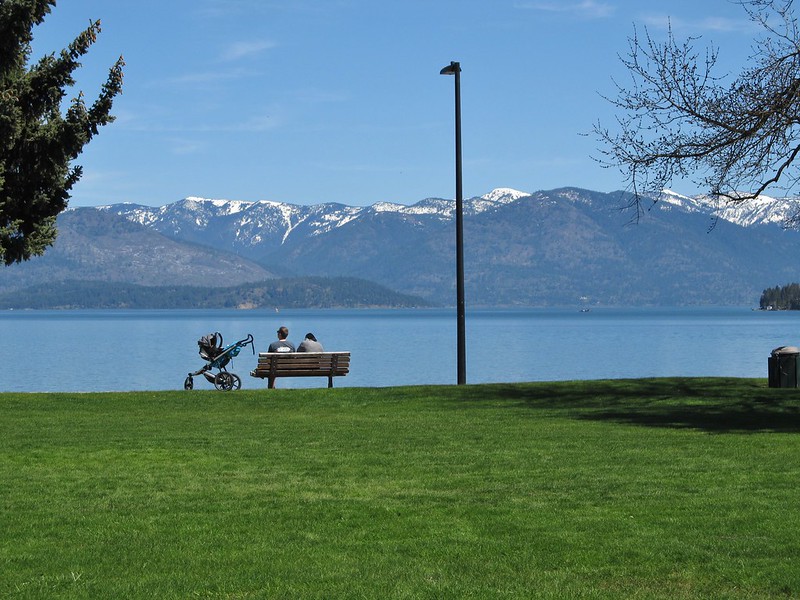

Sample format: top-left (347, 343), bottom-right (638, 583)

top-left (2, 378), bottom-right (799, 599)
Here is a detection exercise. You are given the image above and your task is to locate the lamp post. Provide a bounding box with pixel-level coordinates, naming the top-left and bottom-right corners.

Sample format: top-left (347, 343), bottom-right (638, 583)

top-left (440, 60), bottom-right (466, 385)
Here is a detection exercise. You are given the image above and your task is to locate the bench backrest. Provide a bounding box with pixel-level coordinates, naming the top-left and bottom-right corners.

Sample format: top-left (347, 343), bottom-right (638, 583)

top-left (255, 352), bottom-right (350, 376)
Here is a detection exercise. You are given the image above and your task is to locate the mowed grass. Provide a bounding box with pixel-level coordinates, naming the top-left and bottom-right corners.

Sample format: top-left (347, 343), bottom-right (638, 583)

top-left (2, 378), bottom-right (800, 599)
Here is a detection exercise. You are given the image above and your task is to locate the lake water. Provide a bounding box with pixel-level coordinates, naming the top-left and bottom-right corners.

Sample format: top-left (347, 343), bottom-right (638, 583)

top-left (1, 307), bottom-right (798, 393)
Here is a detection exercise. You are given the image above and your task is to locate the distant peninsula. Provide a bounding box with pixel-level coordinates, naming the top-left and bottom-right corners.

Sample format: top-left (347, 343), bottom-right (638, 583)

top-left (0, 277), bottom-right (430, 310)
top-left (760, 283), bottom-right (800, 310)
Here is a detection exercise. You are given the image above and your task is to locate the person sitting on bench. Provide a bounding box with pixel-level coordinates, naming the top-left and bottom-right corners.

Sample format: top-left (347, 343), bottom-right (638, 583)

top-left (297, 332), bottom-right (324, 352)
top-left (267, 326), bottom-right (295, 353)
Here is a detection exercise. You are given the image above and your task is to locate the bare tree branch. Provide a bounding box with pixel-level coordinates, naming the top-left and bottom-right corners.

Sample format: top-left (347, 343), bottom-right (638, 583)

top-left (595, 0), bottom-right (800, 218)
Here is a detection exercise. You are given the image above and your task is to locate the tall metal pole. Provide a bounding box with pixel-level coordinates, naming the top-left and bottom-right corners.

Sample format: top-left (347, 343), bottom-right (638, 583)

top-left (441, 61), bottom-right (466, 385)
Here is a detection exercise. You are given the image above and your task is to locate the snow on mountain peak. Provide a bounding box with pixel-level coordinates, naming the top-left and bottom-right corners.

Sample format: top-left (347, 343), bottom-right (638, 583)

top-left (660, 189), bottom-right (694, 205)
top-left (658, 189), bottom-right (800, 227)
top-left (714, 194), bottom-right (800, 227)
top-left (372, 201), bottom-right (407, 213)
top-left (481, 188), bottom-right (530, 203)
top-left (182, 196), bottom-right (253, 216)
top-left (657, 189), bottom-right (710, 214)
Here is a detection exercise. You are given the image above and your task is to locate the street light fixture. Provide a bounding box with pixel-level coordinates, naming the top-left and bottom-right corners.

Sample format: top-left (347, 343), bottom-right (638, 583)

top-left (440, 60), bottom-right (466, 385)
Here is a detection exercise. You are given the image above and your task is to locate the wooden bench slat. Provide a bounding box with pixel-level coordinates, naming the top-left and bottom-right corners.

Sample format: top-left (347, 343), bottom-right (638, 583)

top-left (254, 370), bottom-right (344, 377)
top-left (256, 360), bottom-right (347, 367)
top-left (253, 362), bottom-right (350, 370)
top-left (263, 368), bottom-right (348, 373)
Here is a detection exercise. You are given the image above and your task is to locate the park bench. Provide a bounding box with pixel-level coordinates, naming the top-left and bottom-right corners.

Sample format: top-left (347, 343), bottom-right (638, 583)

top-left (250, 351), bottom-right (350, 388)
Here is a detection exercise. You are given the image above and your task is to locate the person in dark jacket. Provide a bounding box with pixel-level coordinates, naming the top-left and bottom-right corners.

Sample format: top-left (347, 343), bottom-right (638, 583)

top-left (267, 326), bottom-right (295, 353)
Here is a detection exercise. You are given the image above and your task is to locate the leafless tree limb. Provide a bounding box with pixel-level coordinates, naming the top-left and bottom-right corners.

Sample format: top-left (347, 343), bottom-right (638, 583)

top-left (595, 0), bottom-right (800, 217)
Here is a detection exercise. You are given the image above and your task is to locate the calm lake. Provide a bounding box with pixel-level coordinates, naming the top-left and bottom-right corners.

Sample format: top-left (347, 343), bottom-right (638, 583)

top-left (1, 307), bottom-right (798, 393)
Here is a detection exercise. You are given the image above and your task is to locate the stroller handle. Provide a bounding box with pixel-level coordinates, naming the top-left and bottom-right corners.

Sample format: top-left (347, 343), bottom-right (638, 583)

top-left (237, 333), bottom-right (255, 354)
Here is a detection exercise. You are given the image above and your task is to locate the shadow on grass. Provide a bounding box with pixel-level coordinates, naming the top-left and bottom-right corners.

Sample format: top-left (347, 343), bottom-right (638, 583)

top-left (455, 378), bottom-right (800, 434)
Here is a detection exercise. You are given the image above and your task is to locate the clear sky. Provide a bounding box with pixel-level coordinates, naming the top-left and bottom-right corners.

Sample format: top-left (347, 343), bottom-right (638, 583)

top-left (29, 0), bottom-right (759, 207)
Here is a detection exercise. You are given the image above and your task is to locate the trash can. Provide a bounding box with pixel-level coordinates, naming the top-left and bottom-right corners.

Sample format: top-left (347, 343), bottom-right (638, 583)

top-left (768, 346), bottom-right (800, 388)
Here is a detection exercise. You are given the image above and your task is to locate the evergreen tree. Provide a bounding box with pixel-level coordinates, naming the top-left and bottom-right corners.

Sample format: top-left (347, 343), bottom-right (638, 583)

top-left (0, 0), bottom-right (123, 265)
top-left (760, 283), bottom-right (800, 310)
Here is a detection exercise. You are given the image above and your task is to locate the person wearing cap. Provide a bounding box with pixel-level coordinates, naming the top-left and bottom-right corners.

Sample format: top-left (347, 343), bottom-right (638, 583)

top-left (267, 326), bottom-right (295, 353)
top-left (297, 332), bottom-right (324, 352)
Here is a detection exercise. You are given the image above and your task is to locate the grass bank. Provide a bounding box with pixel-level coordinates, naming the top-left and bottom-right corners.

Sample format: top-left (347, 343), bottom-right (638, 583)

top-left (2, 378), bottom-right (799, 599)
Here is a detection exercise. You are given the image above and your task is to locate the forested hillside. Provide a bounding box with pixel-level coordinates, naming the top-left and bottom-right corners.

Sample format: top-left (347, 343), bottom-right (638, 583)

top-left (0, 277), bottom-right (427, 310)
top-left (760, 283), bottom-right (800, 310)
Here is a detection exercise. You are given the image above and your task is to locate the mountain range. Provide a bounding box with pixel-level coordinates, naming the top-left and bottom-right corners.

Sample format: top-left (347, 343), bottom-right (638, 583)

top-left (3, 186), bottom-right (800, 307)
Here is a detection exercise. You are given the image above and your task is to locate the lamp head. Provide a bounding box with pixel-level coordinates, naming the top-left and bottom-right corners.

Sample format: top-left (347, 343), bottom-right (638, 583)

top-left (440, 61), bottom-right (460, 75)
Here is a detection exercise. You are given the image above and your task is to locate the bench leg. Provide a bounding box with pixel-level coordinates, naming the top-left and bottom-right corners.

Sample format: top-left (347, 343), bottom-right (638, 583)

top-left (268, 377), bottom-right (276, 389)
top-left (328, 375), bottom-right (333, 388)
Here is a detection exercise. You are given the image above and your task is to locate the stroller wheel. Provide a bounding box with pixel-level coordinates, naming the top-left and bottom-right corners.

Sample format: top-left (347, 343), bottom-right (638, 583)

top-left (184, 376), bottom-right (194, 390)
top-left (214, 372), bottom-right (241, 391)
top-left (229, 373), bottom-right (242, 390)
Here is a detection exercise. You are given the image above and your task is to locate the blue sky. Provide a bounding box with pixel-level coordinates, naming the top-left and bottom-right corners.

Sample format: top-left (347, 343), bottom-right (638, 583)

top-left (31, 0), bottom-right (758, 207)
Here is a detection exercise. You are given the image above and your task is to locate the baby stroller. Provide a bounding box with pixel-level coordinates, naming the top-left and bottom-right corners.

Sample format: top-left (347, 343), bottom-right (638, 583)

top-left (184, 332), bottom-right (254, 391)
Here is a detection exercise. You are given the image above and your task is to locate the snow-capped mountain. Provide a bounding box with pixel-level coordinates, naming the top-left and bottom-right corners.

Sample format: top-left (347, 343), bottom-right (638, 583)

top-left (100, 186), bottom-right (800, 253)
top-left (658, 189), bottom-right (800, 227)
top-left (100, 188), bottom-right (532, 251)
top-left (8, 186), bottom-right (800, 307)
